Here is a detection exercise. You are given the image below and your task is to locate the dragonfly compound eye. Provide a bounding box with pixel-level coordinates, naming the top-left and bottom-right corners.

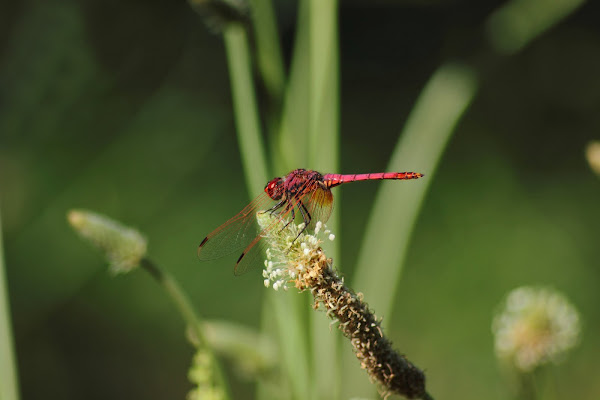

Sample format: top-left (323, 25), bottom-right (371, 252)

top-left (264, 177), bottom-right (284, 200)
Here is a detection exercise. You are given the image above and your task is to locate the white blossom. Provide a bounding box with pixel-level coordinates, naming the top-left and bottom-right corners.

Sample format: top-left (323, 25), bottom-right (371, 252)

top-left (492, 286), bottom-right (581, 372)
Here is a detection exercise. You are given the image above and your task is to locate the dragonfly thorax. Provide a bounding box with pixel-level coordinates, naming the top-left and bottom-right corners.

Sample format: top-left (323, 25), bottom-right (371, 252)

top-left (264, 177), bottom-right (285, 200)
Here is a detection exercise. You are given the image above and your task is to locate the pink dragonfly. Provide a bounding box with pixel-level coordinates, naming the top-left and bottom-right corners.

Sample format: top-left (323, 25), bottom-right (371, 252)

top-left (198, 168), bottom-right (424, 275)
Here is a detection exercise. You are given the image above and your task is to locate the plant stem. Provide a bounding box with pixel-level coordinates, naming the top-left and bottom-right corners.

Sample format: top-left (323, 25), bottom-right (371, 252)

top-left (486, 0), bottom-right (586, 54)
top-left (222, 16), bottom-right (312, 400)
top-left (307, 1), bottom-right (340, 399)
top-left (140, 258), bottom-right (230, 400)
top-left (223, 23), bottom-right (269, 193)
top-left (515, 371), bottom-right (541, 400)
top-left (249, 0), bottom-right (286, 146)
top-left (275, 0), bottom-right (310, 170)
top-left (249, 0), bottom-right (285, 103)
top-left (0, 207), bottom-right (21, 400)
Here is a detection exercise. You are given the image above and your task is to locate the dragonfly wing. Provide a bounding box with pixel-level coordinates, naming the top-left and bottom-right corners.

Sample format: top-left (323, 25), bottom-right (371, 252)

top-left (235, 197), bottom-right (301, 275)
top-left (233, 184), bottom-right (332, 275)
top-left (303, 185), bottom-right (334, 230)
top-left (233, 221), bottom-right (273, 276)
top-left (198, 192), bottom-right (275, 261)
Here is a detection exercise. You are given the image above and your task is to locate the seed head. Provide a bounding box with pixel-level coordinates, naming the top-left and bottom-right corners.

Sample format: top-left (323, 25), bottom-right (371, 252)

top-left (257, 212), bottom-right (431, 399)
top-left (68, 209), bottom-right (147, 274)
top-left (492, 286), bottom-right (581, 373)
top-left (187, 348), bottom-right (226, 400)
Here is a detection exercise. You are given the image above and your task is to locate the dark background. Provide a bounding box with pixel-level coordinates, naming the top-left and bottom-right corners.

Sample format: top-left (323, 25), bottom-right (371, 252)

top-left (1, 0), bottom-right (599, 399)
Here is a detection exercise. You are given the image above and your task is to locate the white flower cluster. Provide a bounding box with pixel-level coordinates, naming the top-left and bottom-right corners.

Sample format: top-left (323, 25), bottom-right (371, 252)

top-left (492, 286), bottom-right (581, 372)
top-left (257, 213), bottom-right (335, 291)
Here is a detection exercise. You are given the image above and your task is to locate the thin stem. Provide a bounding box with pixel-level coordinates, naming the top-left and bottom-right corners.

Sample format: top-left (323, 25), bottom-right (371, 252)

top-left (222, 16), bottom-right (312, 400)
top-left (0, 207), bottom-right (21, 400)
top-left (140, 258), bottom-right (230, 400)
top-left (486, 0), bottom-right (586, 54)
top-left (275, 0), bottom-right (310, 170)
top-left (307, 0), bottom-right (339, 170)
top-left (141, 259), bottom-right (205, 345)
top-left (249, 0), bottom-right (286, 103)
top-left (307, 1), bottom-right (340, 399)
top-left (249, 0), bottom-right (286, 146)
top-left (515, 370), bottom-right (541, 400)
top-left (223, 23), bottom-right (269, 194)
top-left (268, 293), bottom-right (311, 400)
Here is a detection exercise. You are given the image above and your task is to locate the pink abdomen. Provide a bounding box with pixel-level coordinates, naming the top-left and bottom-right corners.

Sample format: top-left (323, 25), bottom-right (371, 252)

top-left (323, 172), bottom-right (424, 188)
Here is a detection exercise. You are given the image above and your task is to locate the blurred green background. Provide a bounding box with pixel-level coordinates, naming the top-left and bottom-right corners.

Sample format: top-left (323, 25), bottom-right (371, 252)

top-left (1, 0), bottom-right (599, 399)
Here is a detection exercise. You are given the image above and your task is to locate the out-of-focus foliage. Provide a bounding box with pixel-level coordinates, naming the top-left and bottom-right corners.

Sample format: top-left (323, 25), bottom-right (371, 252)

top-left (1, 1), bottom-right (599, 399)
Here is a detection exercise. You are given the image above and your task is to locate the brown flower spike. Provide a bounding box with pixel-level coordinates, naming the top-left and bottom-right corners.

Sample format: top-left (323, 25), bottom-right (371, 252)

top-left (259, 214), bottom-right (432, 399)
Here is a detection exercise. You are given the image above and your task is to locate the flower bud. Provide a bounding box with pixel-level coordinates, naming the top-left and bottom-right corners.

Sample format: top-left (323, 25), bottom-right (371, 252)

top-left (68, 209), bottom-right (147, 274)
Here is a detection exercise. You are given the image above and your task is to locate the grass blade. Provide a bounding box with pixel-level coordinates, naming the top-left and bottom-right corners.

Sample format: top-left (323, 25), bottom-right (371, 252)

top-left (307, 1), bottom-right (341, 399)
top-left (352, 64), bottom-right (477, 316)
top-left (276, 1), bottom-right (310, 171)
top-left (0, 208), bottom-right (21, 400)
top-left (249, 0), bottom-right (286, 103)
top-left (223, 23), bottom-right (269, 193)
top-left (223, 16), bottom-right (311, 400)
top-left (343, 63), bottom-right (478, 398)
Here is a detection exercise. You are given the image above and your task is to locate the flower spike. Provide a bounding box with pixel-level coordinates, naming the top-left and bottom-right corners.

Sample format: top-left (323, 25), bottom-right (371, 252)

top-left (257, 212), bottom-right (432, 399)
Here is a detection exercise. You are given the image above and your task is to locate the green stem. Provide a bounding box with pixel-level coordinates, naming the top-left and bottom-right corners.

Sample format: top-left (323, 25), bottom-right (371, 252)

top-left (249, 0), bottom-right (286, 103)
top-left (486, 0), bottom-right (586, 54)
top-left (141, 259), bottom-right (205, 345)
top-left (269, 293), bottom-right (311, 400)
top-left (307, 0), bottom-right (339, 170)
top-left (0, 207), bottom-right (21, 400)
top-left (307, 1), bottom-right (340, 399)
top-left (275, 0), bottom-right (310, 170)
top-left (222, 17), bottom-right (311, 400)
top-left (223, 23), bottom-right (269, 194)
top-left (140, 258), bottom-right (230, 400)
top-left (515, 371), bottom-right (540, 400)
top-left (249, 0), bottom-right (286, 148)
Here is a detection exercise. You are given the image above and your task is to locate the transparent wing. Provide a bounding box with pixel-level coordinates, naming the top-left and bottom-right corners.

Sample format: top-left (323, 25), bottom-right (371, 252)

top-left (205, 177), bottom-right (335, 275)
top-left (234, 187), bottom-right (313, 275)
top-left (303, 185), bottom-right (334, 230)
top-left (197, 192), bottom-right (275, 261)
top-left (233, 211), bottom-right (288, 276)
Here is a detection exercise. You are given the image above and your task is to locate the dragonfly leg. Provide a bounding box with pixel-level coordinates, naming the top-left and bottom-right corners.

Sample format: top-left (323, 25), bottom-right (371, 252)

top-left (293, 201), bottom-right (311, 241)
top-left (281, 206), bottom-right (295, 231)
top-left (266, 197), bottom-right (287, 214)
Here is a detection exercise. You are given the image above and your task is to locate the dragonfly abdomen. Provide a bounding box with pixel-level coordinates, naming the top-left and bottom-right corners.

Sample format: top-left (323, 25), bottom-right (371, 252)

top-left (323, 172), bottom-right (424, 188)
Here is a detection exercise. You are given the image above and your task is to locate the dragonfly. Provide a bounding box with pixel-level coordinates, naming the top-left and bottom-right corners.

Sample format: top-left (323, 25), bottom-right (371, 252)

top-left (198, 168), bottom-right (424, 275)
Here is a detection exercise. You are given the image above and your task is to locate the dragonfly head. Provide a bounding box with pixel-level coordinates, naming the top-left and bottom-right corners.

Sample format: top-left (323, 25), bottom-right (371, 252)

top-left (265, 177), bottom-right (284, 200)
